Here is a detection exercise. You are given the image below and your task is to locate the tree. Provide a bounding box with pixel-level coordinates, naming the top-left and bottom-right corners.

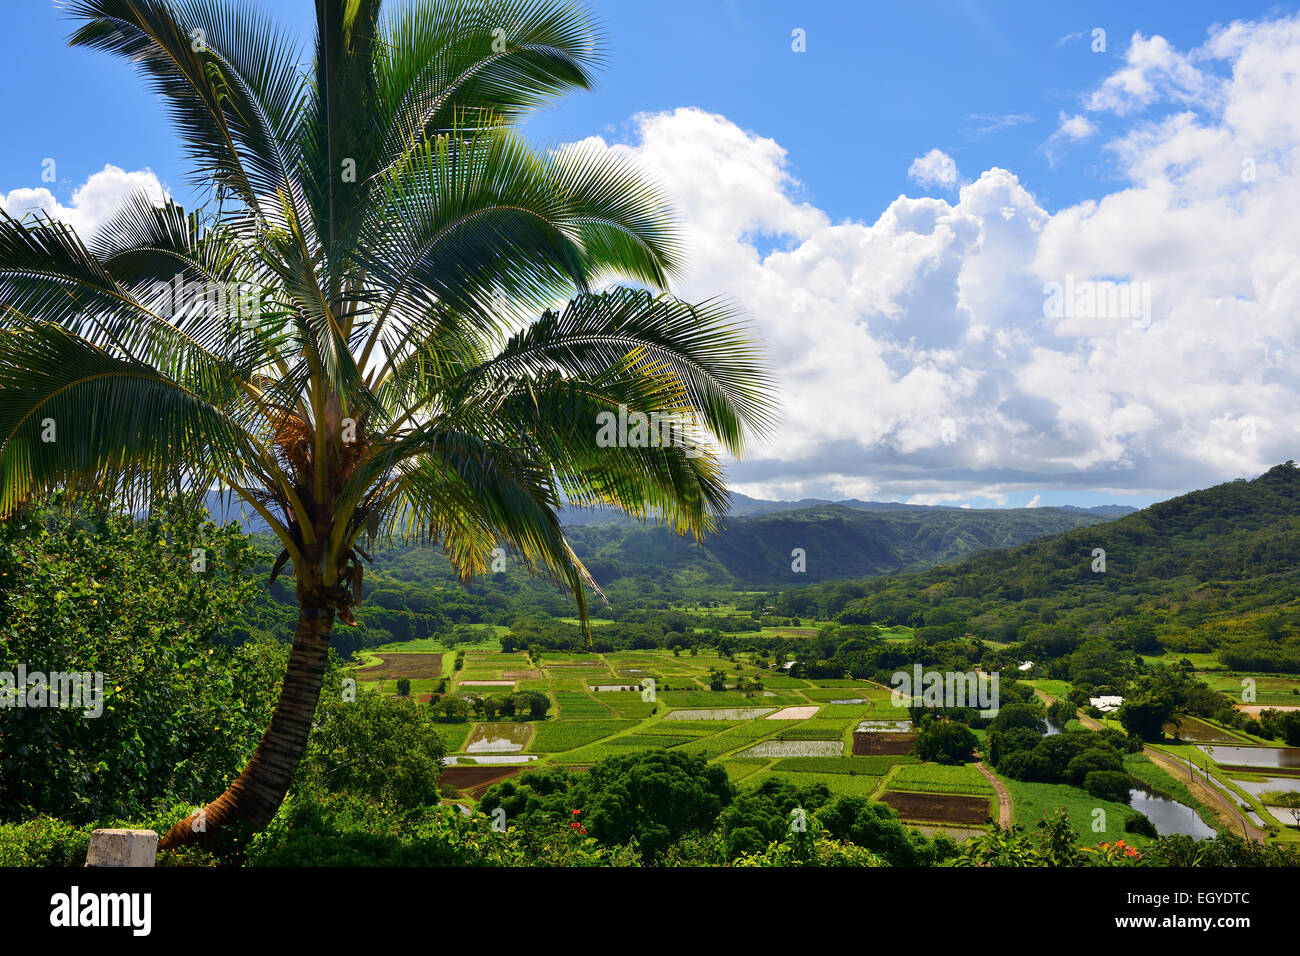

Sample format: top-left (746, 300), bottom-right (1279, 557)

top-left (988, 702), bottom-right (1046, 736)
top-left (1083, 770), bottom-right (1132, 804)
top-left (298, 690), bottom-right (445, 807)
top-left (572, 749), bottom-right (734, 859)
top-left (913, 719), bottom-right (978, 765)
top-left (0, 0), bottom-right (773, 848)
top-left (1272, 791), bottom-right (1300, 827)
top-left (0, 499), bottom-right (281, 822)
top-left (1117, 695), bottom-right (1175, 741)
top-left (395, 677), bottom-right (411, 697)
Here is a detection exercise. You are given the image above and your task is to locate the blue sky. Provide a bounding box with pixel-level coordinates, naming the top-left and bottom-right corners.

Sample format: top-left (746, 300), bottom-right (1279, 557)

top-left (4, 1), bottom-right (1299, 510)
top-left (3, 1), bottom-right (1271, 221)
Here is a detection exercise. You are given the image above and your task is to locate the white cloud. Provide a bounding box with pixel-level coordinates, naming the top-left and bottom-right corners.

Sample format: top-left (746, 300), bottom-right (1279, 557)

top-left (907, 148), bottom-right (960, 190)
top-left (1043, 111), bottom-right (1098, 165)
top-left (1026, 494), bottom-right (1041, 508)
top-left (0, 164), bottom-right (167, 237)
top-left (963, 113), bottom-right (1036, 138)
top-left (570, 15), bottom-right (1300, 503)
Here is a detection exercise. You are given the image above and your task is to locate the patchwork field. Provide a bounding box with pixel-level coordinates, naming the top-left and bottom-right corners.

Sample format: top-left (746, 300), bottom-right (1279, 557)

top-left (345, 641), bottom-right (1082, 841)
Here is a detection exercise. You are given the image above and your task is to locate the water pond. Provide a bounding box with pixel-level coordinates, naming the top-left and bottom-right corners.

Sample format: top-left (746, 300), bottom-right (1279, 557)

top-left (1129, 788), bottom-right (1216, 840)
top-left (464, 723), bottom-right (533, 753)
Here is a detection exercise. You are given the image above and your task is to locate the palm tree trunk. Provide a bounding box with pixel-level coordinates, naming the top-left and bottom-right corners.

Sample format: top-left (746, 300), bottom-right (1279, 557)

top-left (159, 595), bottom-right (335, 850)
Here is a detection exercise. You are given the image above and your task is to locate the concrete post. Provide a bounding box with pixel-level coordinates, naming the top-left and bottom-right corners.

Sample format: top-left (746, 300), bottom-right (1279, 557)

top-left (84, 829), bottom-right (159, 867)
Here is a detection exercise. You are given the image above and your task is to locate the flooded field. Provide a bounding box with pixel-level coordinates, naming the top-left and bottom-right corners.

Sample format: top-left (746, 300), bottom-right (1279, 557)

top-left (856, 719), bottom-right (913, 733)
top-left (1165, 716), bottom-right (1238, 743)
top-left (591, 684), bottom-right (641, 692)
top-left (1229, 775), bottom-right (1300, 796)
top-left (459, 680), bottom-right (515, 687)
top-left (464, 723), bottom-right (533, 753)
top-left (830, 698), bottom-right (865, 705)
top-left (443, 754), bottom-right (540, 765)
top-left (1129, 788), bottom-right (1216, 839)
top-left (664, 708), bottom-right (776, 720)
top-left (1199, 745), bottom-right (1300, 769)
top-left (766, 706), bottom-right (820, 720)
top-left (1264, 805), bottom-right (1300, 825)
top-left (737, 739), bottom-right (844, 758)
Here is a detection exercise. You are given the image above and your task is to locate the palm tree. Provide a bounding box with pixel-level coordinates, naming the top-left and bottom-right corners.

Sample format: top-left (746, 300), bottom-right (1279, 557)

top-left (0, 0), bottom-right (773, 849)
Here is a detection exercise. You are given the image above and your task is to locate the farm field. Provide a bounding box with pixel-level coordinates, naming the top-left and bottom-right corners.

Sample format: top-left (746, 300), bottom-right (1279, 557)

top-left (346, 637), bottom-right (1285, 849)
top-left (361, 641), bottom-right (1038, 826)
top-left (1197, 673), bottom-right (1300, 708)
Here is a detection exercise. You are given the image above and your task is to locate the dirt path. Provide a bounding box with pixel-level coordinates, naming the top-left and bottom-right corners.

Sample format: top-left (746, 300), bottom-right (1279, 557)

top-left (974, 759), bottom-right (1013, 827)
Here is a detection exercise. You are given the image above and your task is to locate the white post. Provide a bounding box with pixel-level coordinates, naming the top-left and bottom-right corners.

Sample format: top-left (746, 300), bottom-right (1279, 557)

top-left (84, 829), bottom-right (159, 867)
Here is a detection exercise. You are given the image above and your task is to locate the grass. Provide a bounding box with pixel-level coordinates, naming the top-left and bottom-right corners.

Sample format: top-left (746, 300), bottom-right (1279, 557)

top-left (772, 756), bottom-right (913, 775)
top-left (1197, 672), bottom-right (1300, 707)
top-left (743, 770), bottom-right (882, 798)
top-left (597, 692), bottom-right (658, 719)
top-left (433, 721), bottom-right (472, 752)
top-left (677, 721), bottom-right (802, 759)
top-left (552, 692), bottom-right (613, 719)
top-left (1123, 753), bottom-right (1219, 831)
top-left (530, 719), bottom-right (638, 752)
top-left (639, 721), bottom-right (732, 737)
top-left (1003, 778), bottom-right (1149, 846)
top-left (889, 763), bottom-right (993, 795)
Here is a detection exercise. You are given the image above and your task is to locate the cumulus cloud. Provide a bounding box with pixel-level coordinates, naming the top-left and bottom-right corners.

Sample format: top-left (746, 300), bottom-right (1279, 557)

top-left (571, 15), bottom-right (1300, 504)
top-left (907, 148), bottom-right (960, 190)
top-left (0, 164), bottom-right (167, 237)
top-left (1043, 111), bottom-right (1098, 165)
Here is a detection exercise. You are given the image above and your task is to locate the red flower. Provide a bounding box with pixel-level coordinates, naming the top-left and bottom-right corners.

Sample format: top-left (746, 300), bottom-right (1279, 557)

top-left (571, 808), bottom-right (581, 815)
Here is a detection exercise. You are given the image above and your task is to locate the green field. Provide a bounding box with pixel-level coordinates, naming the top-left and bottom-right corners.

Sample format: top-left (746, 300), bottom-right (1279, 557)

top-left (1003, 778), bottom-right (1149, 845)
top-left (890, 763), bottom-right (993, 795)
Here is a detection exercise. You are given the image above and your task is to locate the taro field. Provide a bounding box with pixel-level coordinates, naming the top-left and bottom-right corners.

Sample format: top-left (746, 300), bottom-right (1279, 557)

top-left (346, 640), bottom-right (997, 840)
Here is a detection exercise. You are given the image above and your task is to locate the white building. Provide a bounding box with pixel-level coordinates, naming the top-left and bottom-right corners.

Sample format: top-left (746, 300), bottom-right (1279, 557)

top-left (1089, 695), bottom-right (1124, 713)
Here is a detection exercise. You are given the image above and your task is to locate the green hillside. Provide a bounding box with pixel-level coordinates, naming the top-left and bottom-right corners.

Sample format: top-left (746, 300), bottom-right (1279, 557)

top-left (784, 463), bottom-right (1300, 672)
top-left (567, 503), bottom-right (1110, 587)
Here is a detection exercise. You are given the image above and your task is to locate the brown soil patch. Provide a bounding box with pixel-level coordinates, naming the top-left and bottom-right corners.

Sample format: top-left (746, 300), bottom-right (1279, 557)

top-left (852, 732), bottom-right (916, 755)
top-left (439, 766), bottom-right (520, 797)
top-left (880, 791), bottom-right (991, 825)
top-left (357, 653), bottom-right (442, 680)
top-left (503, 669), bottom-right (540, 680)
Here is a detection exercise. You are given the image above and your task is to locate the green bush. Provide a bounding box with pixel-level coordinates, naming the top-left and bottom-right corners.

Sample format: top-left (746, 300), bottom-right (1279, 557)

top-left (1084, 770), bottom-right (1132, 804)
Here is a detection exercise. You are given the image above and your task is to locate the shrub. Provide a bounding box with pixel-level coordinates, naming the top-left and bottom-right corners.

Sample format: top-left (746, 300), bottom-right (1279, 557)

top-left (1125, 813), bottom-right (1158, 838)
top-left (1084, 770), bottom-right (1132, 804)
